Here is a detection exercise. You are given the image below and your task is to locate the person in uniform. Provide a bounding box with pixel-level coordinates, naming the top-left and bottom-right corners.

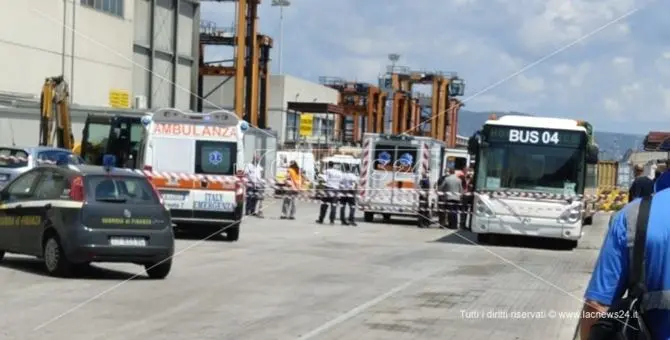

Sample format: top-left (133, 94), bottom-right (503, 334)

top-left (244, 155), bottom-right (264, 218)
top-left (316, 161), bottom-right (342, 224)
top-left (339, 164), bottom-right (358, 226)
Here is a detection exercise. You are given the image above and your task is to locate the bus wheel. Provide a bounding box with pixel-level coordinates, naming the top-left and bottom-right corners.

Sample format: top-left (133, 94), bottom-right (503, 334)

top-left (364, 212), bottom-right (374, 222)
top-left (564, 240), bottom-right (578, 250)
top-left (477, 234), bottom-right (490, 244)
top-left (583, 216), bottom-right (593, 226)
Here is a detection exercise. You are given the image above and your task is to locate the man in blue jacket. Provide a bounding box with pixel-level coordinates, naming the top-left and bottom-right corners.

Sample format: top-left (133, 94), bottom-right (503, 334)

top-left (579, 191), bottom-right (670, 339)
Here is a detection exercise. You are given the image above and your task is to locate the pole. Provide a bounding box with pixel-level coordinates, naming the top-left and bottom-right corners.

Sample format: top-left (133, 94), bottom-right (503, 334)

top-left (278, 6), bottom-right (284, 74)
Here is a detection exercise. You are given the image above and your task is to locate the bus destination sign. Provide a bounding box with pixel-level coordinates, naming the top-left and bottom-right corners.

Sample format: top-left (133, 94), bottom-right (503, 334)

top-left (487, 126), bottom-right (584, 147)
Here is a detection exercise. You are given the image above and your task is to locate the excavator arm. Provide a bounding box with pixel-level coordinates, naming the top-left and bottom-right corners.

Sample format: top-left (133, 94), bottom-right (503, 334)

top-left (39, 76), bottom-right (74, 150)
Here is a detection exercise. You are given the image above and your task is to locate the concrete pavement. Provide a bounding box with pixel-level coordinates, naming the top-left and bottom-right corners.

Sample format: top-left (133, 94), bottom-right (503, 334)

top-left (0, 200), bottom-right (609, 340)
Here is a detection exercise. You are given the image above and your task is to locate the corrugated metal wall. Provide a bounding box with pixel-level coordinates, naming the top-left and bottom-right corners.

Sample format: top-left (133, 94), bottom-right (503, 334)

top-left (132, 0), bottom-right (199, 110)
top-left (597, 161), bottom-right (618, 188)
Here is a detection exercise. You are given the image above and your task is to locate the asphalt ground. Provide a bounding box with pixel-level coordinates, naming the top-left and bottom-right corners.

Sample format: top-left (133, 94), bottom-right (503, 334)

top-left (0, 200), bottom-right (609, 340)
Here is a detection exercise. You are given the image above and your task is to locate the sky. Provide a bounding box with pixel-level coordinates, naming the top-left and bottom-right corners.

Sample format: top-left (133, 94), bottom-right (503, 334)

top-left (201, 0), bottom-right (668, 135)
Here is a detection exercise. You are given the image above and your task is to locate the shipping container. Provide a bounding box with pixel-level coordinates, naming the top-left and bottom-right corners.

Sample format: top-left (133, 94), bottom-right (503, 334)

top-left (597, 161), bottom-right (618, 189)
top-left (617, 162), bottom-right (632, 188)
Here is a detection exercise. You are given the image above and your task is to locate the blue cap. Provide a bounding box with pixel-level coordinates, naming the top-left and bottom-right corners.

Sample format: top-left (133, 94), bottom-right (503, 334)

top-left (102, 154), bottom-right (116, 170)
top-left (55, 154), bottom-right (70, 166)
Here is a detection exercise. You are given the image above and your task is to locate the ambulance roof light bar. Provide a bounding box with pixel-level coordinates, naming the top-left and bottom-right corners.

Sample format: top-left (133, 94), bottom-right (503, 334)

top-left (152, 108), bottom-right (240, 124)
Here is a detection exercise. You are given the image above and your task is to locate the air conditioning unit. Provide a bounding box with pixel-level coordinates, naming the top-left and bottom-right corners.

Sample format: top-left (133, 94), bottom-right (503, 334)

top-left (134, 95), bottom-right (147, 109)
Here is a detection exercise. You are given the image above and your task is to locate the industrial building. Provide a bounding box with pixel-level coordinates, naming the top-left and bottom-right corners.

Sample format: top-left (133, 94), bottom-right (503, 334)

top-left (0, 0), bottom-right (199, 109)
top-left (202, 74), bottom-right (339, 145)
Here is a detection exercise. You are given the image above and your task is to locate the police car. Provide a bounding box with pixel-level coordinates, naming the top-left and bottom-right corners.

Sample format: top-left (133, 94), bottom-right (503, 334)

top-left (0, 155), bottom-right (174, 278)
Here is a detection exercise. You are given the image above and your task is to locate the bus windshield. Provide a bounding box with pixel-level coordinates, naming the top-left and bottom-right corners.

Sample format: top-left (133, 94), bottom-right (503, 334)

top-left (475, 143), bottom-right (585, 195)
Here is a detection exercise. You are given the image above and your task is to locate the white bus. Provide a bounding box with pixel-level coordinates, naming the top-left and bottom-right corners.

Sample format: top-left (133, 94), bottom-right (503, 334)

top-left (467, 115), bottom-right (599, 248)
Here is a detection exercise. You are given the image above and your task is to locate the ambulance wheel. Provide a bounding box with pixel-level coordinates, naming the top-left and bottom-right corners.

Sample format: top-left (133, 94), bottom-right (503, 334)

top-left (225, 225), bottom-right (240, 242)
top-left (364, 212), bottom-right (374, 222)
top-left (477, 233), bottom-right (491, 244)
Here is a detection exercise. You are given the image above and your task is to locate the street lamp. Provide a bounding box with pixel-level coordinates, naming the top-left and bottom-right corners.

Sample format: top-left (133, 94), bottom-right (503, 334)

top-left (272, 0), bottom-right (291, 74)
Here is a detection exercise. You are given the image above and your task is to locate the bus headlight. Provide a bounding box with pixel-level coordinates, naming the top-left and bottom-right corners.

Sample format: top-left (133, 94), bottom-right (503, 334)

top-left (558, 208), bottom-right (581, 224)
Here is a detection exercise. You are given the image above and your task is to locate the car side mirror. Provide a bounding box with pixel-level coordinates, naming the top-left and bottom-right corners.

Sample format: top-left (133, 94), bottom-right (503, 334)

top-left (586, 145), bottom-right (599, 164)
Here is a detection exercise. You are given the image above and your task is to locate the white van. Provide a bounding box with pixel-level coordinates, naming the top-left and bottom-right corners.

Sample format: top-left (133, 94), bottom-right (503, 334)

top-left (136, 108), bottom-right (246, 241)
top-left (359, 133), bottom-right (445, 222)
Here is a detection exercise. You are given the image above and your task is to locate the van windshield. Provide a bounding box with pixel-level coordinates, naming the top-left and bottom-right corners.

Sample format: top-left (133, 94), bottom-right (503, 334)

top-left (195, 141), bottom-right (237, 175)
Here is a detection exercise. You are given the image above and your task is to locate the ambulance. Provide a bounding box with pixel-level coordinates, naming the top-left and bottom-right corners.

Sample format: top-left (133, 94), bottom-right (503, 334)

top-left (135, 108), bottom-right (247, 241)
top-left (358, 133), bottom-right (446, 223)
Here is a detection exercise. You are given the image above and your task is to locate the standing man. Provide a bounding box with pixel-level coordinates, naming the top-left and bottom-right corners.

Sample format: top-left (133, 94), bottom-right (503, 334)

top-left (280, 161), bottom-right (301, 220)
top-left (339, 165), bottom-right (358, 226)
top-left (316, 161), bottom-right (342, 224)
top-left (628, 164), bottom-right (653, 202)
top-left (654, 159), bottom-right (670, 192)
top-left (244, 155), bottom-right (264, 218)
top-left (418, 173), bottom-right (431, 228)
top-left (579, 192), bottom-right (670, 339)
top-left (438, 169), bottom-right (464, 229)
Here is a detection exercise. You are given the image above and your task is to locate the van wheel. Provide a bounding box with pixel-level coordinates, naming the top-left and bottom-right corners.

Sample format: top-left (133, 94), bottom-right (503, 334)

top-left (145, 259), bottom-right (172, 279)
top-left (364, 212), bottom-right (374, 222)
top-left (43, 235), bottom-right (73, 277)
top-left (225, 225), bottom-right (240, 242)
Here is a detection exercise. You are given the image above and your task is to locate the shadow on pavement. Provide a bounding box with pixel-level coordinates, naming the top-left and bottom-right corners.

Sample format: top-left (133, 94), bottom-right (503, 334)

top-left (0, 256), bottom-right (147, 280)
top-left (432, 231), bottom-right (576, 251)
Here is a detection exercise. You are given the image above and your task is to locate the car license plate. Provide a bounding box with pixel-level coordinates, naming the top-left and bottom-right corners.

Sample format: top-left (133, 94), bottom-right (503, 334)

top-left (109, 237), bottom-right (147, 247)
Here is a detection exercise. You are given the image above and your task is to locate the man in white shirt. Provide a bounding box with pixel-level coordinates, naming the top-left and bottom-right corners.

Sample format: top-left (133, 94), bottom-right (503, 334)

top-left (244, 155), bottom-right (264, 218)
top-left (339, 167), bottom-right (358, 226)
top-left (316, 161), bottom-right (342, 224)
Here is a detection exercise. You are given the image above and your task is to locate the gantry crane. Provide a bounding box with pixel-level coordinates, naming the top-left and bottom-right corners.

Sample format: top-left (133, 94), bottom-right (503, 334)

top-left (198, 0), bottom-right (272, 128)
top-left (383, 66), bottom-right (465, 146)
top-left (319, 77), bottom-right (387, 142)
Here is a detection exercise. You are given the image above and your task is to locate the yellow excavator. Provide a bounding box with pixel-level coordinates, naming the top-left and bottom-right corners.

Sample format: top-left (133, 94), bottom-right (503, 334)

top-left (38, 75), bottom-right (143, 167)
top-left (39, 75), bottom-right (76, 151)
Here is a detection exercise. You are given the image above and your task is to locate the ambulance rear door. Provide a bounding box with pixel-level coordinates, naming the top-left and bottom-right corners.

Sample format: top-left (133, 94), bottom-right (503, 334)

top-left (142, 109), bottom-right (242, 219)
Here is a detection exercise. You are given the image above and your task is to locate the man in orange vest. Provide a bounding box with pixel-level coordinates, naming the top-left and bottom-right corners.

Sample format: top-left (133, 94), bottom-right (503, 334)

top-left (281, 161), bottom-right (301, 219)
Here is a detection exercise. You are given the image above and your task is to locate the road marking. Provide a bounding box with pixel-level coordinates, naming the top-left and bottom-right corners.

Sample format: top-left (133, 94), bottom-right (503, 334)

top-left (297, 229), bottom-right (459, 339)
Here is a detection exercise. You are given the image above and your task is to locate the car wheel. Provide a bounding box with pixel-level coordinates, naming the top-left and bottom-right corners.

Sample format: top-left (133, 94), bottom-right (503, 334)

top-left (145, 259), bottom-right (172, 279)
top-left (363, 212), bottom-right (374, 222)
top-left (43, 235), bottom-right (73, 277)
top-left (382, 214), bottom-right (391, 222)
top-left (225, 225), bottom-right (240, 242)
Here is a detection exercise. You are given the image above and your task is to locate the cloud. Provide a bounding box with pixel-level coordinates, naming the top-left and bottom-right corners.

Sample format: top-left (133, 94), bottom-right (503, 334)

top-left (202, 0), bottom-right (668, 134)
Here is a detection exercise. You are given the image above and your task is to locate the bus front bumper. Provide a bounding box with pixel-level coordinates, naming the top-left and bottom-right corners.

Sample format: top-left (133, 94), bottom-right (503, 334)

top-left (471, 215), bottom-right (582, 241)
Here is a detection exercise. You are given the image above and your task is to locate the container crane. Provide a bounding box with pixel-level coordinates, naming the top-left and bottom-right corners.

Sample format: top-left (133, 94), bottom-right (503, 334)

top-left (319, 77), bottom-right (387, 142)
top-left (39, 75), bottom-right (74, 150)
